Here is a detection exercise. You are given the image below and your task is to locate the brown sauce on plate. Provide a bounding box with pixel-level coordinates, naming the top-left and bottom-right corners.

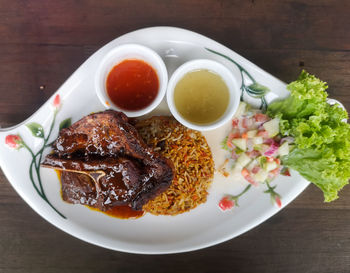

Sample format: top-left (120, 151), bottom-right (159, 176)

top-left (89, 205), bottom-right (144, 219)
top-left (55, 170), bottom-right (144, 219)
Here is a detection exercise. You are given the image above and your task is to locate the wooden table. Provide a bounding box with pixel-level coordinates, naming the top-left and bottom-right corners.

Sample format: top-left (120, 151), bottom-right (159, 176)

top-left (0, 1), bottom-right (349, 272)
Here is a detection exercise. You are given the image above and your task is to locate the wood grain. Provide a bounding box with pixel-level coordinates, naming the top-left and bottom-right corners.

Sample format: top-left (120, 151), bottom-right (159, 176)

top-left (0, 0), bottom-right (349, 272)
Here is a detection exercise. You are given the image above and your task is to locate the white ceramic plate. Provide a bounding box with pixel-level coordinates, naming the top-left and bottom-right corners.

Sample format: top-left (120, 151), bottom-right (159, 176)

top-left (0, 27), bottom-right (310, 254)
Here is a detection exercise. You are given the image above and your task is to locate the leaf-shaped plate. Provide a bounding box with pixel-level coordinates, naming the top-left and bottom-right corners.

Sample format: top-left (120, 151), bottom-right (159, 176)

top-left (0, 27), bottom-right (309, 254)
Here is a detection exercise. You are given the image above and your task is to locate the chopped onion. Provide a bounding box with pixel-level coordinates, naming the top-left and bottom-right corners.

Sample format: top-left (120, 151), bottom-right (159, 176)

top-left (264, 142), bottom-right (279, 156)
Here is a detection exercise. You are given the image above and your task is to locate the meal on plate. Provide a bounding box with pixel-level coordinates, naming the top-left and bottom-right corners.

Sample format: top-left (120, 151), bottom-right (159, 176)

top-left (134, 116), bottom-right (214, 215)
top-left (4, 37), bottom-right (350, 254)
top-left (38, 61), bottom-right (349, 218)
top-left (41, 111), bottom-right (214, 218)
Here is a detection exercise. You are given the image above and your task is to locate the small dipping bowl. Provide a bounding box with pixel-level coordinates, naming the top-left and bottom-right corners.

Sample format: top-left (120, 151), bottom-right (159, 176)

top-left (166, 59), bottom-right (240, 131)
top-left (95, 44), bottom-right (168, 117)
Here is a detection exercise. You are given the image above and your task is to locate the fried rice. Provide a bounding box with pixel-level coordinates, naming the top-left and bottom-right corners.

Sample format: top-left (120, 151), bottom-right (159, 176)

top-left (134, 116), bottom-right (214, 215)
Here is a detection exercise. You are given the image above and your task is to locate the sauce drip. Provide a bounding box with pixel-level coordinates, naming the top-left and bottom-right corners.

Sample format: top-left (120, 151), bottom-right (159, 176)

top-left (106, 59), bottom-right (159, 111)
top-left (55, 170), bottom-right (144, 219)
top-left (90, 205), bottom-right (144, 219)
top-left (174, 69), bottom-right (230, 124)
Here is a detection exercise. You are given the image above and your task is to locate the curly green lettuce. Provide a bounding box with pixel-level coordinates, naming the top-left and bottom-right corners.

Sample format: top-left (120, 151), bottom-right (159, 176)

top-left (267, 70), bottom-right (350, 202)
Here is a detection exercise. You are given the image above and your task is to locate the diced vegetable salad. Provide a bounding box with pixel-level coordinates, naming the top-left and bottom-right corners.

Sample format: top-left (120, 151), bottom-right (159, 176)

top-left (219, 70), bottom-right (349, 211)
top-left (222, 102), bottom-right (291, 186)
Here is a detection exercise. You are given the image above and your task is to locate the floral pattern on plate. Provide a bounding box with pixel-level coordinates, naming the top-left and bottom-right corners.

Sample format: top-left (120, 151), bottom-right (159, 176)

top-left (5, 94), bottom-right (71, 219)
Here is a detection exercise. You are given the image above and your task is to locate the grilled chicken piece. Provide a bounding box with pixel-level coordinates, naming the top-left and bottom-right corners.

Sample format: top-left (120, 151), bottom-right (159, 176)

top-left (42, 154), bottom-right (172, 210)
top-left (53, 110), bottom-right (153, 161)
top-left (42, 110), bottom-right (174, 211)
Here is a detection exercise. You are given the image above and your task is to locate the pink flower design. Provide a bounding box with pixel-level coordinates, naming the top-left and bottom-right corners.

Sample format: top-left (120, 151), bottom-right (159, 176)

top-left (219, 185), bottom-right (251, 212)
top-left (219, 196), bottom-right (235, 211)
top-left (264, 181), bottom-right (282, 208)
top-left (275, 195), bottom-right (282, 208)
top-left (53, 94), bottom-right (60, 109)
top-left (5, 134), bottom-right (23, 149)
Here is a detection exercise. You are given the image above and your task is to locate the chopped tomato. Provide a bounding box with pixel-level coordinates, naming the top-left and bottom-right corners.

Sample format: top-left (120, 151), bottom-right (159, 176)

top-left (241, 168), bottom-right (258, 186)
top-left (251, 166), bottom-right (261, 174)
top-left (266, 157), bottom-right (274, 163)
top-left (228, 133), bottom-right (234, 142)
top-left (232, 118), bottom-right (239, 128)
top-left (257, 130), bottom-right (269, 138)
top-left (241, 168), bottom-right (249, 177)
top-left (242, 117), bottom-right (250, 129)
top-left (230, 130), bottom-right (241, 138)
top-left (270, 167), bottom-right (280, 176)
top-left (242, 132), bottom-right (248, 139)
top-left (281, 167), bottom-right (291, 176)
top-left (254, 113), bottom-right (269, 122)
top-left (246, 150), bottom-right (260, 158)
top-left (227, 133), bottom-right (234, 149)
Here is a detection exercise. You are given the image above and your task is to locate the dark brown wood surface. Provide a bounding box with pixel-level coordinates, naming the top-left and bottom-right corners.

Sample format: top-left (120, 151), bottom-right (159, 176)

top-left (0, 1), bottom-right (349, 272)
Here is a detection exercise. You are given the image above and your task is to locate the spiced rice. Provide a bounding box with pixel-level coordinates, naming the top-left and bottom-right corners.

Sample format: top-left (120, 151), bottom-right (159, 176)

top-left (134, 116), bottom-right (214, 215)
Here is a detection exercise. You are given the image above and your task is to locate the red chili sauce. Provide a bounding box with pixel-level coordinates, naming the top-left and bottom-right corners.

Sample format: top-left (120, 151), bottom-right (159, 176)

top-left (106, 59), bottom-right (159, 111)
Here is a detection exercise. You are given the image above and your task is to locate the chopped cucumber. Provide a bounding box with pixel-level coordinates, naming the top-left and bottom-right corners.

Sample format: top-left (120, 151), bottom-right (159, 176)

top-left (252, 136), bottom-right (263, 145)
top-left (263, 118), bottom-right (280, 137)
top-left (254, 169), bottom-right (269, 182)
top-left (253, 144), bottom-right (262, 151)
top-left (234, 102), bottom-right (247, 118)
top-left (232, 163), bottom-right (243, 173)
top-left (246, 159), bottom-right (258, 171)
top-left (247, 130), bottom-right (258, 138)
top-left (232, 138), bottom-right (247, 151)
top-left (237, 153), bottom-right (251, 167)
top-left (260, 144), bottom-right (270, 153)
top-left (265, 161), bottom-right (278, 171)
top-left (278, 142), bottom-right (289, 156)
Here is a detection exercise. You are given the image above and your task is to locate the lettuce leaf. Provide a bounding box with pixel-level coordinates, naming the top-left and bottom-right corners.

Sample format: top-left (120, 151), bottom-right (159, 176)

top-left (267, 70), bottom-right (350, 202)
top-left (283, 148), bottom-right (349, 202)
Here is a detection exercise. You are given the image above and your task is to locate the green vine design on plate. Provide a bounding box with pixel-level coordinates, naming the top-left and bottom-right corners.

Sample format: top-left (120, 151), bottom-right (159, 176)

top-left (5, 94), bottom-right (71, 219)
top-left (206, 48), bottom-right (270, 111)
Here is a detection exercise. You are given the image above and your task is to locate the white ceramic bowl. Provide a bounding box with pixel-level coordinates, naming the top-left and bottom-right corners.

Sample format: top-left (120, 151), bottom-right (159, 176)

top-left (95, 44), bottom-right (168, 117)
top-left (166, 59), bottom-right (240, 131)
